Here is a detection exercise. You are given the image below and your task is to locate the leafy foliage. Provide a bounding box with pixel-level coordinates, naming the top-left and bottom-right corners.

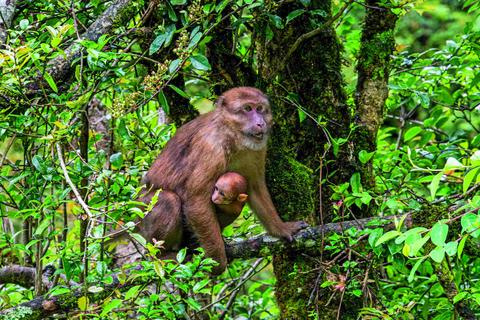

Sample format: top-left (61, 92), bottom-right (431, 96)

top-left (0, 0), bottom-right (479, 319)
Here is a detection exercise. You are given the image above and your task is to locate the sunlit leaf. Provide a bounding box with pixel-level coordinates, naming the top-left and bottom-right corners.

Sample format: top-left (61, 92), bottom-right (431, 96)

top-left (429, 246), bottom-right (445, 263)
top-left (431, 223), bottom-right (448, 246)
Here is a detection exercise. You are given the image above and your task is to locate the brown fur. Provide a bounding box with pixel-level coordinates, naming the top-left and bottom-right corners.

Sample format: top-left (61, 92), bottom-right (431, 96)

top-left (138, 87), bottom-right (306, 274)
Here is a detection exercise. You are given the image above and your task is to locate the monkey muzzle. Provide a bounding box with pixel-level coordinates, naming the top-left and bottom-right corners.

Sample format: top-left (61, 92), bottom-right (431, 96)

top-left (251, 132), bottom-right (265, 140)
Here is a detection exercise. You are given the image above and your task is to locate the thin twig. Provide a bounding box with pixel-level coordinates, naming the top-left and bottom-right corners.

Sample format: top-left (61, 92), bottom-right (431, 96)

top-left (55, 143), bottom-right (93, 220)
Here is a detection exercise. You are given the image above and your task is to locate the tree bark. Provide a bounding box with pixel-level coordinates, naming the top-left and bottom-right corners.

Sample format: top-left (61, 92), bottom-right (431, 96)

top-left (257, 1), bottom-right (352, 317)
top-left (0, 0), bottom-right (16, 44)
top-left (354, 0), bottom-right (397, 188)
top-left (256, 0), bottom-right (397, 318)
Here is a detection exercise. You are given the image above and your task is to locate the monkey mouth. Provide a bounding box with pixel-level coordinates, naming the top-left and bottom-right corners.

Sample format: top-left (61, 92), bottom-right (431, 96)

top-left (249, 132), bottom-right (265, 140)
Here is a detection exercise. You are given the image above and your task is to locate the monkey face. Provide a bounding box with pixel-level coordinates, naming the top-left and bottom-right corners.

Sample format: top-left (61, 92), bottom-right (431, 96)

top-left (212, 185), bottom-right (234, 205)
top-left (217, 87), bottom-right (273, 150)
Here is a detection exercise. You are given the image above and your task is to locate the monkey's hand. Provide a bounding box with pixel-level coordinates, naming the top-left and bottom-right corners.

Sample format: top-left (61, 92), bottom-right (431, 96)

top-left (273, 221), bottom-right (309, 242)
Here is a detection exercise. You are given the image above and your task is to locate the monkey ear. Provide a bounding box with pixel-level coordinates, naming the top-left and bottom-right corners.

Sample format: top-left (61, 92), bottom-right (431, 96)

top-left (237, 193), bottom-right (248, 202)
top-left (215, 96), bottom-right (225, 108)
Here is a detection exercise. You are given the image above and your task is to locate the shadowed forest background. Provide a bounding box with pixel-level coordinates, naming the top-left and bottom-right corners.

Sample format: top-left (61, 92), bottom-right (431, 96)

top-left (0, 0), bottom-right (480, 319)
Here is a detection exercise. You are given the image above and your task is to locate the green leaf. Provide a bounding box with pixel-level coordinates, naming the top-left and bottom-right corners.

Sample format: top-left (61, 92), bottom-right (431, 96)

top-left (453, 292), bottom-right (468, 304)
top-left (168, 84), bottom-right (189, 99)
top-left (43, 72), bottom-right (58, 93)
top-left (350, 172), bottom-right (361, 193)
top-left (358, 150), bottom-right (375, 164)
top-left (463, 167), bottom-right (479, 193)
top-left (298, 109), bottom-right (306, 123)
top-left (153, 260), bottom-right (164, 277)
top-left (187, 29), bottom-right (202, 49)
top-left (431, 222), bottom-right (448, 246)
top-left (445, 241), bottom-right (458, 256)
top-left (458, 236), bottom-right (468, 258)
top-left (429, 246), bottom-right (445, 263)
top-left (169, 59), bottom-right (182, 73)
top-left (408, 257), bottom-right (426, 282)
top-left (101, 299), bottom-right (122, 316)
top-left (78, 296), bottom-right (89, 311)
top-left (158, 90), bottom-right (170, 114)
top-left (410, 235), bottom-right (430, 256)
top-left (149, 25), bottom-right (176, 55)
top-left (32, 155), bottom-right (46, 173)
top-left (109, 152), bottom-right (123, 169)
top-left (404, 126), bottom-right (422, 141)
top-left (177, 248), bottom-right (187, 263)
top-left (429, 172), bottom-right (443, 200)
top-left (352, 289), bottom-right (362, 297)
top-left (461, 213), bottom-right (478, 233)
top-left (190, 54), bottom-right (211, 71)
top-left (125, 285), bottom-right (140, 300)
top-left (186, 298), bottom-right (202, 311)
top-left (470, 150), bottom-right (480, 165)
top-left (170, 0), bottom-right (186, 5)
top-left (268, 14), bottom-right (284, 29)
top-left (34, 218), bottom-right (50, 236)
top-left (286, 9), bottom-right (305, 24)
top-left (375, 230), bottom-right (401, 246)
top-left (149, 34), bottom-right (167, 55)
top-left (49, 287), bottom-right (70, 296)
top-left (360, 192), bottom-right (372, 205)
top-left (193, 279), bottom-right (210, 293)
top-left (395, 227), bottom-right (427, 244)
top-left (368, 228), bottom-right (383, 248)
top-left (19, 19), bottom-right (29, 30)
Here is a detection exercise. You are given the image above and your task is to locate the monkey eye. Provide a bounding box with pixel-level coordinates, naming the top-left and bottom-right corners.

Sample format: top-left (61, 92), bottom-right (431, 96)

top-left (220, 191), bottom-right (225, 196)
top-left (257, 105), bottom-right (263, 112)
top-left (244, 105), bottom-right (252, 112)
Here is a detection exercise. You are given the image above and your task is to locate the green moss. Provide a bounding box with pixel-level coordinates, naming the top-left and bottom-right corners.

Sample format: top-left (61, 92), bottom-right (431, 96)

top-left (266, 153), bottom-right (315, 222)
top-left (0, 306), bottom-right (33, 320)
top-left (112, 1), bottom-right (143, 28)
top-left (273, 254), bottom-right (321, 319)
top-left (358, 30), bottom-right (395, 80)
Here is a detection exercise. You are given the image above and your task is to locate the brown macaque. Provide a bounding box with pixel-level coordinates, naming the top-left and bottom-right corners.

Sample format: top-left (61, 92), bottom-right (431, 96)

top-left (138, 87), bottom-right (306, 274)
top-left (212, 172), bottom-right (248, 229)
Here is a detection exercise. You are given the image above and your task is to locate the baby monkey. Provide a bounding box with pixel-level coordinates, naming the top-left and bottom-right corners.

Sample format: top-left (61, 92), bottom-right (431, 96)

top-left (212, 172), bottom-right (248, 229)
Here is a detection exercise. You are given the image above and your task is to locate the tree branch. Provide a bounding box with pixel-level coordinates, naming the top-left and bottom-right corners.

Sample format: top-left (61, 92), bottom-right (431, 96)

top-left (27, 0), bottom-right (133, 91)
top-left (226, 214), bottom-right (411, 259)
top-left (0, 214), bottom-right (410, 319)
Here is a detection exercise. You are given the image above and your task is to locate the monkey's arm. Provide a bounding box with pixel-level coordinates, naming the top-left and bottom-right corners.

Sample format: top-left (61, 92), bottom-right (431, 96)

top-left (248, 179), bottom-right (307, 241)
top-left (184, 198), bottom-right (228, 274)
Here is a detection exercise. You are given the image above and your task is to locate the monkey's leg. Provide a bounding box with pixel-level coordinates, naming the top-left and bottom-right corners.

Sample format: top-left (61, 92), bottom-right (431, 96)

top-left (136, 190), bottom-right (183, 250)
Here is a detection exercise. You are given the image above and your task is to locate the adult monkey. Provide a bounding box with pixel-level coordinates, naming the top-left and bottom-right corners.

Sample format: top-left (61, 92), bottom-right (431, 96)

top-left (140, 87), bottom-right (306, 274)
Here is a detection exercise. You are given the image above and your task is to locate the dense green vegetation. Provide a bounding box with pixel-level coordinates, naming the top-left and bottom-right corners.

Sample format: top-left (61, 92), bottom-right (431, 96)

top-left (0, 0), bottom-right (479, 319)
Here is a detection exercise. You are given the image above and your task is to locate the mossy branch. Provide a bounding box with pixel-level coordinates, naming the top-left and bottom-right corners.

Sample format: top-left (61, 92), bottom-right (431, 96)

top-left (226, 214), bottom-right (411, 259)
top-left (0, 214), bottom-right (410, 319)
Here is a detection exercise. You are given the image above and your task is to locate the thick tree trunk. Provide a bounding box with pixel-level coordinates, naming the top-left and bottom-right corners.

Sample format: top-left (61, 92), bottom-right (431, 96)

top-left (257, 0), bottom-right (397, 318)
top-left (354, 0), bottom-right (397, 189)
top-left (257, 1), bottom-right (353, 318)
